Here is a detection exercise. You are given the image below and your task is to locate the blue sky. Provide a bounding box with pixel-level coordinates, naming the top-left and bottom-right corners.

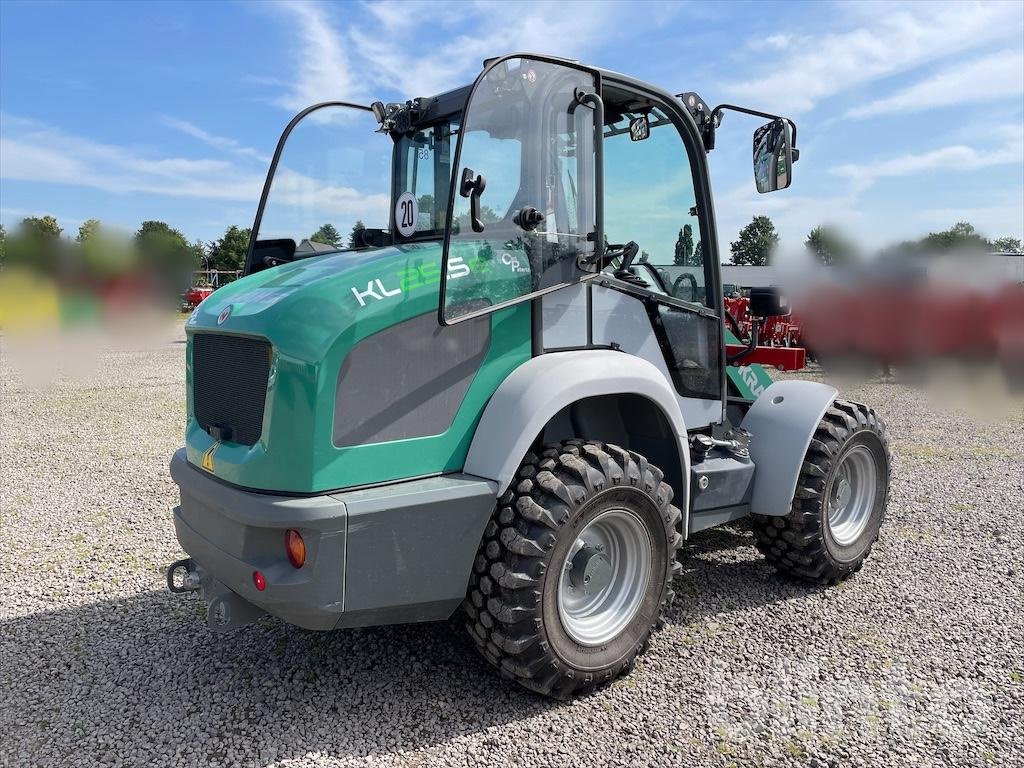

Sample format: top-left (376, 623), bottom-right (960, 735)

top-left (2, 0), bottom-right (1022, 257)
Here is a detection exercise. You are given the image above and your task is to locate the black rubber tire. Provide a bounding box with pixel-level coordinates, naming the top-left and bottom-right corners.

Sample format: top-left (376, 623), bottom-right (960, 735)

top-left (463, 440), bottom-right (682, 699)
top-left (751, 399), bottom-right (891, 584)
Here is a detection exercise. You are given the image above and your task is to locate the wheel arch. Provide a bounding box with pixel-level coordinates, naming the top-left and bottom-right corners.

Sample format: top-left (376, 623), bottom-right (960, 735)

top-left (463, 350), bottom-right (690, 512)
top-left (740, 380), bottom-right (839, 516)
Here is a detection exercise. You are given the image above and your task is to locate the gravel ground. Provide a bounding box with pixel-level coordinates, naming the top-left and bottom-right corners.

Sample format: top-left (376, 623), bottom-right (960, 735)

top-left (2, 321), bottom-right (1022, 768)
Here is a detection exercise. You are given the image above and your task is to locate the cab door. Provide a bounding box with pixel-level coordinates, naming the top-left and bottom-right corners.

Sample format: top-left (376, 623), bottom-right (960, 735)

top-left (439, 56), bottom-right (602, 324)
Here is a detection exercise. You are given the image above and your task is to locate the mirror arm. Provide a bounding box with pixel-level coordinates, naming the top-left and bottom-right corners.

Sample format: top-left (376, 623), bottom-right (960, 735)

top-left (712, 104), bottom-right (799, 157)
top-left (726, 317), bottom-right (761, 365)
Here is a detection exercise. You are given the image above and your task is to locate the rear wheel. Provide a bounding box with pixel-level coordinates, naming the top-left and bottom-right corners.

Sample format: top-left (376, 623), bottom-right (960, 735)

top-left (463, 440), bottom-right (681, 698)
top-left (752, 399), bottom-right (890, 584)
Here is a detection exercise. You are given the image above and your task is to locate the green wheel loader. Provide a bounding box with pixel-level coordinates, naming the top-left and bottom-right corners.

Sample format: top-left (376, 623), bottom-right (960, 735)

top-left (167, 55), bottom-right (890, 698)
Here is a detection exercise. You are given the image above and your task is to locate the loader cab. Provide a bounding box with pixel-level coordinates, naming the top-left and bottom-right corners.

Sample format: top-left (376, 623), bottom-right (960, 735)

top-left (243, 55), bottom-right (796, 428)
top-left (423, 57), bottom-right (735, 427)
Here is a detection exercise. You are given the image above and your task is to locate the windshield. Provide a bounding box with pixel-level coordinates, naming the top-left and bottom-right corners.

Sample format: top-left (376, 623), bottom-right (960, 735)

top-left (253, 105), bottom-right (391, 259)
top-left (393, 118), bottom-right (459, 240)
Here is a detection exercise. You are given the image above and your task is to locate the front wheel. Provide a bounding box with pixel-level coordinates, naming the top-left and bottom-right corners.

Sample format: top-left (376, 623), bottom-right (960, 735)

top-left (752, 399), bottom-right (891, 584)
top-left (463, 440), bottom-right (681, 699)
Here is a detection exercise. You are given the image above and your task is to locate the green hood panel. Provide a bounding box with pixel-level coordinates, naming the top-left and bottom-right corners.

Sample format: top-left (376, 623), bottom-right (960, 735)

top-left (184, 242), bottom-right (531, 493)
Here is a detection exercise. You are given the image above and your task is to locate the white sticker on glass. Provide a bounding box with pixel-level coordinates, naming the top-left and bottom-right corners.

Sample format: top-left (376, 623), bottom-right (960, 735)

top-left (395, 192), bottom-right (418, 238)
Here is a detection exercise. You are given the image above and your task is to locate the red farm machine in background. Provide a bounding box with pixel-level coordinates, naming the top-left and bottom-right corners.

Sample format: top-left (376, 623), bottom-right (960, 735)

top-left (725, 294), bottom-right (807, 371)
top-left (181, 270), bottom-right (241, 311)
top-left (720, 251), bottom-right (1023, 386)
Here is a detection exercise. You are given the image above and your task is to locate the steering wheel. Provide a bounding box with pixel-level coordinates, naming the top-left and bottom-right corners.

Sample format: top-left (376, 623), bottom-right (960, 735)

top-left (672, 272), bottom-right (699, 302)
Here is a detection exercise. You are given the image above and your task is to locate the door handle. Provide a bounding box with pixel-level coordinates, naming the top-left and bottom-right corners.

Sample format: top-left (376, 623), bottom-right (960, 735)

top-left (459, 167), bottom-right (487, 233)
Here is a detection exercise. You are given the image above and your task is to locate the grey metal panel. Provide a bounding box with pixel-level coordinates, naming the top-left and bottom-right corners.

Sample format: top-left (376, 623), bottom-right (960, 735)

top-left (690, 454), bottom-right (754, 511)
top-left (171, 448), bottom-right (499, 629)
top-left (591, 285), bottom-right (720, 428)
top-left (170, 448), bottom-right (347, 530)
top-left (463, 350), bottom-right (690, 513)
top-left (333, 311), bottom-right (489, 447)
top-left (678, 396), bottom-right (721, 428)
top-left (688, 504), bottom-right (750, 534)
top-left (542, 282), bottom-right (588, 349)
top-left (170, 449), bottom-right (347, 631)
top-left (720, 265), bottom-right (783, 289)
top-left (741, 380), bottom-right (838, 517)
top-left (338, 474), bottom-right (498, 617)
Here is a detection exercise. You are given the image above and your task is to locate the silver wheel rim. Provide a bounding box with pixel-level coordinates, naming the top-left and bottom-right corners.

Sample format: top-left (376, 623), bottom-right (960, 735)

top-left (827, 445), bottom-right (877, 546)
top-left (556, 508), bottom-right (652, 647)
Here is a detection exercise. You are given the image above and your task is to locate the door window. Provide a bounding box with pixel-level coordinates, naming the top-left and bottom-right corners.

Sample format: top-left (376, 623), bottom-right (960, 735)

top-left (603, 106), bottom-right (709, 306)
top-left (441, 57), bottom-right (599, 324)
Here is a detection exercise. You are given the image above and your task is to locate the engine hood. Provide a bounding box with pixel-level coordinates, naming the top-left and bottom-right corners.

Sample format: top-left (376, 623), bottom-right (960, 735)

top-left (187, 241), bottom-right (446, 362)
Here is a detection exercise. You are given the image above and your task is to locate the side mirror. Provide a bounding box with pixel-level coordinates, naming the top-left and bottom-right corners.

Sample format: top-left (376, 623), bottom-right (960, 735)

top-left (749, 286), bottom-right (791, 318)
top-left (753, 119), bottom-right (794, 193)
top-left (629, 114), bottom-right (650, 141)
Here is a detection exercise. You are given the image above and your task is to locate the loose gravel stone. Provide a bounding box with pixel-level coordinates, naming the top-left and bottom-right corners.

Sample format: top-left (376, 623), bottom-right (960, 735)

top-left (1, 323), bottom-right (1021, 767)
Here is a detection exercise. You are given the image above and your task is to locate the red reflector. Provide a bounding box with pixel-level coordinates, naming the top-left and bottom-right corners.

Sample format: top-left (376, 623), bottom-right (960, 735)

top-left (253, 570), bottom-right (266, 591)
top-left (285, 529), bottom-right (306, 569)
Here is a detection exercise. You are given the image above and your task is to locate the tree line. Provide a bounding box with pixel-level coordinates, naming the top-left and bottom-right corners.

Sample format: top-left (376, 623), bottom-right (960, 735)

top-left (728, 215), bottom-right (1023, 266)
top-left (2, 212), bottom-right (1020, 276)
top-left (0, 216), bottom-right (370, 274)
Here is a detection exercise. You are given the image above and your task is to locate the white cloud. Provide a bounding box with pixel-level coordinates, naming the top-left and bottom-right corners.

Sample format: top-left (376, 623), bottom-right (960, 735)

top-left (0, 116), bottom-right (264, 200)
top-left (266, 0), bottom-right (642, 105)
top-left (270, 1), bottom-right (365, 110)
top-left (724, 2), bottom-right (1024, 114)
top-left (847, 50), bottom-right (1024, 119)
top-left (361, 0), bottom-right (427, 34)
top-left (748, 34), bottom-right (792, 52)
top-left (712, 123), bottom-right (1024, 254)
top-left (351, 1), bottom-right (631, 98)
top-left (0, 115), bottom-right (393, 232)
top-left (831, 125), bottom-right (1024, 191)
top-left (916, 191), bottom-right (1024, 239)
top-left (0, 207), bottom-right (86, 232)
top-left (161, 117), bottom-right (271, 163)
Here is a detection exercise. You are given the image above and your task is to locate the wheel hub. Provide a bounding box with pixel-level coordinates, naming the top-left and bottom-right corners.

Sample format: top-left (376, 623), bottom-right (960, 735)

top-left (834, 477), bottom-right (852, 509)
top-left (827, 445), bottom-right (878, 547)
top-left (556, 509), bottom-right (652, 647)
top-left (568, 545), bottom-right (613, 595)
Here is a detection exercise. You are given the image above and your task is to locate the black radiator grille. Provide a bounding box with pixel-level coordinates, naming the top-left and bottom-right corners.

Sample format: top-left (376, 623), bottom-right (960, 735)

top-left (192, 333), bottom-right (271, 446)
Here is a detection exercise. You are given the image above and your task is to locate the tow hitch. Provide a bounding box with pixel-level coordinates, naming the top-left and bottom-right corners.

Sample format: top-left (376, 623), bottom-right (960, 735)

top-left (167, 557), bottom-right (202, 593)
top-left (166, 557), bottom-right (266, 632)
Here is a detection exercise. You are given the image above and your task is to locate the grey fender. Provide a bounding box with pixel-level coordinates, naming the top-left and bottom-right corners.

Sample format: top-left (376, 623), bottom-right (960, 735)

top-left (741, 380), bottom-right (838, 517)
top-left (464, 350), bottom-right (690, 509)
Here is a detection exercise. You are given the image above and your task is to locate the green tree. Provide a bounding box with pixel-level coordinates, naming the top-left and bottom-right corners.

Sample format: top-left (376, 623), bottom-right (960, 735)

top-left (77, 218), bottom-right (102, 243)
top-left (349, 220), bottom-right (366, 248)
top-left (920, 221), bottom-right (989, 252)
top-left (805, 225), bottom-right (858, 266)
top-left (207, 225), bottom-right (250, 271)
top-left (134, 220), bottom-right (195, 282)
top-left (0, 224), bottom-right (6, 268)
top-left (19, 215), bottom-right (62, 239)
top-left (992, 236), bottom-right (1023, 254)
top-left (309, 223), bottom-right (342, 248)
top-left (135, 220), bottom-right (188, 250)
top-left (417, 194), bottom-right (435, 229)
top-left (730, 215), bottom-right (778, 266)
top-left (672, 224), bottom-right (697, 266)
